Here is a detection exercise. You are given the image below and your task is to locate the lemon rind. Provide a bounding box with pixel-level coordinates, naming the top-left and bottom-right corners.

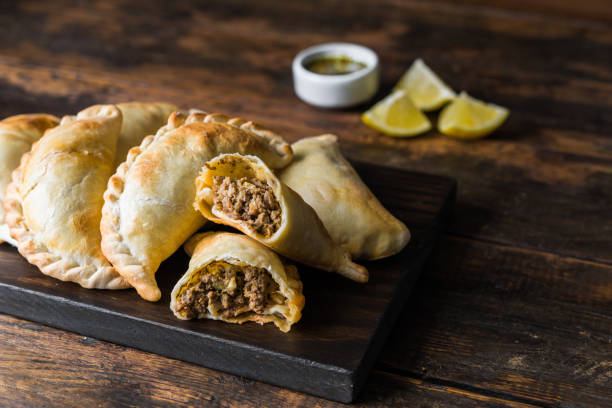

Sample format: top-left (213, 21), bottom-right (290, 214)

top-left (362, 112), bottom-right (432, 137)
top-left (394, 58), bottom-right (456, 111)
top-left (438, 92), bottom-right (509, 139)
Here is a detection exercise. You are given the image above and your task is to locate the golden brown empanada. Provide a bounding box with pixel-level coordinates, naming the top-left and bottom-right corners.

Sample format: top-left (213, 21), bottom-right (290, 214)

top-left (114, 102), bottom-right (179, 166)
top-left (0, 114), bottom-right (59, 245)
top-left (194, 153), bottom-right (368, 283)
top-left (101, 111), bottom-right (294, 302)
top-left (171, 231), bottom-right (304, 332)
top-left (3, 105), bottom-right (129, 289)
top-left (279, 135), bottom-right (410, 260)
top-left (70, 102), bottom-right (179, 167)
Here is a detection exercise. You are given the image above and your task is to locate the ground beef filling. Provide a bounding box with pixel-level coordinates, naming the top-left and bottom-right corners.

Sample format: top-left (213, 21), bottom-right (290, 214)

top-left (212, 176), bottom-right (282, 238)
top-left (174, 261), bottom-right (281, 320)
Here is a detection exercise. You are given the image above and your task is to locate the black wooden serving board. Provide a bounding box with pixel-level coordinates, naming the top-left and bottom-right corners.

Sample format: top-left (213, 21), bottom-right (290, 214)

top-left (0, 162), bottom-right (455, 403)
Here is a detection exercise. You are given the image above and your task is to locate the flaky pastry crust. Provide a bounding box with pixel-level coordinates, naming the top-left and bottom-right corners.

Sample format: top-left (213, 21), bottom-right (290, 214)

top-left (3, 105), bottom-right (128, 289)
top-left (171, 232), bottom-right (305, 332)
top-left (0, 114), bottom-right (59, 245)
top-left (279, 135), bottom-right (410, 260)
top-left (195, 153), bottom-right (368, 283)
top-left (101, 111), bottom-right (293, 302)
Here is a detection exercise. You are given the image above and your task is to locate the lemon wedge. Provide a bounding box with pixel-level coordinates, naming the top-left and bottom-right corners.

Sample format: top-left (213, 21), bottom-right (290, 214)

top-left (438, 92), bottom-right (509, 139)
top-left (362, 89), bottom-right (432, 137)
top-left (393, 59), bottom-right (456, 111)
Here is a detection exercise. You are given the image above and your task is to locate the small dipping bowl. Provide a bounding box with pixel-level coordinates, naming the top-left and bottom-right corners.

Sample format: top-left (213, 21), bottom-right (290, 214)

top-left (292, 43), bottom-right (379, 108)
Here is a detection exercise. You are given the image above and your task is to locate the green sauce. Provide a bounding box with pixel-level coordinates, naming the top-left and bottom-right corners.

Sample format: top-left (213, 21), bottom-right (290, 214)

top-left (305, 56), bottom-right (367, 75)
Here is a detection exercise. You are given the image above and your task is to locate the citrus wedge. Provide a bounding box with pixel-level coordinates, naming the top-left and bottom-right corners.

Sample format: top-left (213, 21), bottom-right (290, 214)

top-left (362, 89), bottom-right (432, 137)
top-left (438, 91), bottom-right (509, 139)
top-left (393, 58), bottom-right (456, 111)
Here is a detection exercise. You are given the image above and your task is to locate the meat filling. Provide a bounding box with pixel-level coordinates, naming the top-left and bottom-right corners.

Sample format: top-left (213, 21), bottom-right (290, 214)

top-left (212, 176), bottom-right (282, 238)
top-left (174, 261), bottom-right (282, 320)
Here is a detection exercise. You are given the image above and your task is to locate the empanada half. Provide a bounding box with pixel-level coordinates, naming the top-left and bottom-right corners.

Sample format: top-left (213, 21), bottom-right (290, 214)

top-left (3, 105), bottom-right (129, 289)
top-left (171, 232), bottom-right (304, 332)
top-left (279, 135), bottom-right (410, 260)
top-left (0, 114), bottom-right (59, 245)
top-left (194, 153), bottom-right (368, 283)
top-left (101, 111), bottom-right (294, 302)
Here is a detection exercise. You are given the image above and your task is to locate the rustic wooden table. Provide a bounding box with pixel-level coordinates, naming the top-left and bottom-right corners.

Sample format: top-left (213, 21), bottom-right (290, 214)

top-left (1, 1), bottom-right (610, 406)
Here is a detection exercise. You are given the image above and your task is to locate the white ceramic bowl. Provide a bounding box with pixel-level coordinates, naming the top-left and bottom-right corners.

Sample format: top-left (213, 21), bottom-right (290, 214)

top-left (292, 43), bottom-right (379, 108)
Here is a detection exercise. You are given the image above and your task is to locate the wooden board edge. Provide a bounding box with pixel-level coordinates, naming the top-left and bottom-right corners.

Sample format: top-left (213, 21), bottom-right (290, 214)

top-left (350, 179), bottom-right (457, 402)
top-left (0, 283), bottom-right (356, 402)
top-left (0, 172), bottom-right (457, 404)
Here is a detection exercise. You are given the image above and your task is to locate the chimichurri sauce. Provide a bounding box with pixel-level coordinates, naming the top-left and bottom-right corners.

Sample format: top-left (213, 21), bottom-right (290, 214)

top-left (305, 56), bottom-right (367, 75)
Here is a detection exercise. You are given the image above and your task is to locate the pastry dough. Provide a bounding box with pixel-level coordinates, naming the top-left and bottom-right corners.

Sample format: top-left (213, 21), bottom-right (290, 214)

top-left (3, 105), bottom-right (129, 289)
top-left (115, 102), bottom-right (179, 166)
top-left (279, 135), bottom-right (410, 260)
top-left (0, 114), bottom-right (59, 245)
top-left (195, 153), bottom-right (368, 283)
top-left (101, 111), bottom-right (294, 302)
top-left (171, 232), bottom-right (304, 332)
top-left (67, 102), bottom-right (179, 167)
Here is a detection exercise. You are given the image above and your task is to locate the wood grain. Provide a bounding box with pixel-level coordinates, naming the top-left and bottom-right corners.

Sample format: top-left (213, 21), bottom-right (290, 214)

top-left (0, 314), bottom-right (541, 408)
top-left (0, 163), bottom-right (455, 403)
top-left (381, 236), bottom-right (612, 407)
top-left (453, 0), bottom-right (612, 22)
top-left (0, 0), bottom-right (610, 406)
top-left (0, 0), bottom-right (610, 263)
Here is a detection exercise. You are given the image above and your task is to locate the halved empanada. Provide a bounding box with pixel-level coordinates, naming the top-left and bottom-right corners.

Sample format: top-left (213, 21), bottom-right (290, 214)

top-left (194, 153), bottom-right (368, 283)
top-left (3, 105), bottom-right (129, 289)
top-left (101, 111), bottom-right (294, 302)
top-left (0, 114), bottom-right (59, 245)
top-left (279, 135), bottom-right (410, 260)
top-left (171, 231), bottom-right (304, 332)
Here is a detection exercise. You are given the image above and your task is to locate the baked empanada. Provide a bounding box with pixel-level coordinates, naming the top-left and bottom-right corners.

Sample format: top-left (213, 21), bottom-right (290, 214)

top-left (194, 153), bottom-right (368, 283)
top-left (114, 102), bottom-right (179, 166)
top-left (3, 105), bottom-right (129, 289)
top-left (279, 135), bottom-right (410, 260)
top-left (70, 102), bottom-right (179, 167)
top-left (101, 112), bottom-right (294, 302)
top-left (171, 231), bottom-right (304, 332)
top-left (0, 114), bottom-right (59, 245)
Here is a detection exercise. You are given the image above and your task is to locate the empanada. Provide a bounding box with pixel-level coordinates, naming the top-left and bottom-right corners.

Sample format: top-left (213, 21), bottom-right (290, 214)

top-left (114, 102), bottom-right (179, 166)
top-left (171, 231), bottom-right (304, 332)
top-left (279, 135), bottom-right (410, 260)
top-left (101, 112), bottom-right (294, 302)
top-left (69, 102), bottom-right (179, 167)
top-left (0, 114), bottom-right (59, 245)
top-left (3, 105), bottom-right (129, 289)
top-left (194, 153), bottom-right (368, 283)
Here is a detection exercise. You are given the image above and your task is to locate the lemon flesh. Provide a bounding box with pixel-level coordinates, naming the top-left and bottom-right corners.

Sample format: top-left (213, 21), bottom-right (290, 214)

top-left (438, 92), bottom-right (509, 139)
top-left (362, 90), bottom-right (431, 137)
top-left (393, 59), bottom-right (456, 111)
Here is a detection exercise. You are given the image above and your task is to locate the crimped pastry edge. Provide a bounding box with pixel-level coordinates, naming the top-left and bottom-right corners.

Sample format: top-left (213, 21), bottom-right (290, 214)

top-left (3, 145), bottom-right (129, 289)
top-left (100, 111), bottom-right (293, 301)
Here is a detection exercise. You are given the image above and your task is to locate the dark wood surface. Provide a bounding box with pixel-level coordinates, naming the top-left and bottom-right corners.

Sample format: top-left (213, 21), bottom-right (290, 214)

top-left (0, 163), bottom-right (455, 403)
top-left (0, 0), bottom-right (610, 406)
